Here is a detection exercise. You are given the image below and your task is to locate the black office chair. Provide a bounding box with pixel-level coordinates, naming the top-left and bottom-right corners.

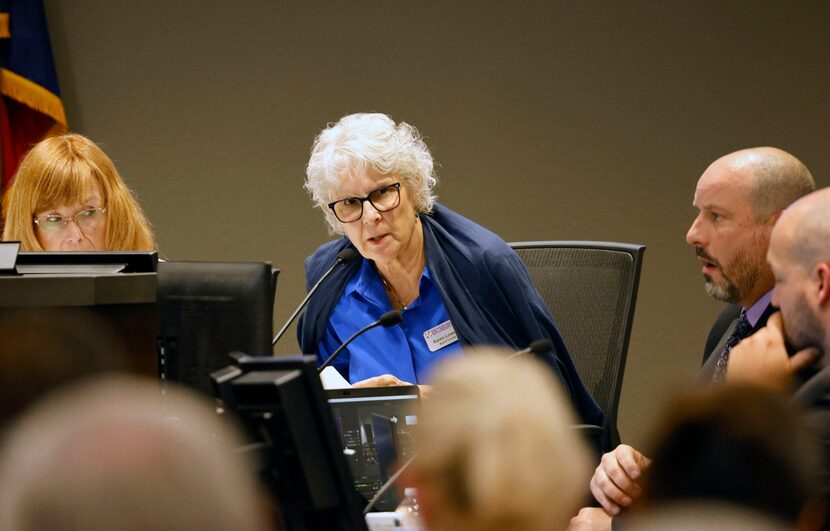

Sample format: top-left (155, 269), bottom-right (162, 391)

top-left (509, 241), bottom-right (645, 447)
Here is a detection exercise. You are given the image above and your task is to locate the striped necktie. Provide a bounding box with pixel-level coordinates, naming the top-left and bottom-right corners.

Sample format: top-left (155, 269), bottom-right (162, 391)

top-left (712, 311), bottom-right (752, 384)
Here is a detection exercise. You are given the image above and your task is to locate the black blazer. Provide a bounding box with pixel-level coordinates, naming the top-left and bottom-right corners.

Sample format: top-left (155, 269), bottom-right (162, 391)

top-left (793, 364), bottom-right (830, 502)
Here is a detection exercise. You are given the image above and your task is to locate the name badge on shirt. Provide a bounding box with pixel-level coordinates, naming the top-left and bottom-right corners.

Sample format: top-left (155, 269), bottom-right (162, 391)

top-left (423, 320), bottom-right (458, 352)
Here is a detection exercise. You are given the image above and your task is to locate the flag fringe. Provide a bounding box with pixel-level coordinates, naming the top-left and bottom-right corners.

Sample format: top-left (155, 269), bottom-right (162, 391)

top-left (0, 68), bottom-right (67, 126)
top-left (0, 13), bottom-right (9, 38)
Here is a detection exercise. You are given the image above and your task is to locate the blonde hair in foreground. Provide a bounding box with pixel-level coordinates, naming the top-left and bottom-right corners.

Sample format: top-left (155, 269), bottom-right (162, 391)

top-left (0, 376), bottom-right (268, 531)
top-left (2, 133), bottom-right (156, 251)
top-left (412, 349), bottom-right (592, 531)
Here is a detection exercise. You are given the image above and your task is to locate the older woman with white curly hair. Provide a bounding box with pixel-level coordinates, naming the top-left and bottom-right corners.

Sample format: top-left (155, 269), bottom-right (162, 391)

top-left (298, 113), bottom-right (603, 429)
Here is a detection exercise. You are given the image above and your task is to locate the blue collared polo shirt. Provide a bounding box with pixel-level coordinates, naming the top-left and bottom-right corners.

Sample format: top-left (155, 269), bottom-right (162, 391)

top-left (316, 258), bottom-right (462, 383)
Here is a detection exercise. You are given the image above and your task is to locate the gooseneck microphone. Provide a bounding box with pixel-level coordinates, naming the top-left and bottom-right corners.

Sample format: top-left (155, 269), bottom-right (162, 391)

top-left (507, 338), bottom-right (554, 360)
top-left (272, 248), bottom-right (357, 347)
top-left (318, 310), bottom-right (403, 372)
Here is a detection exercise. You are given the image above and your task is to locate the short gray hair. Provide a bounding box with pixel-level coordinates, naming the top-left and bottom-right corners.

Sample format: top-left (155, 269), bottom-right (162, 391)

top-left (305, 113), bottom-right (438, 234)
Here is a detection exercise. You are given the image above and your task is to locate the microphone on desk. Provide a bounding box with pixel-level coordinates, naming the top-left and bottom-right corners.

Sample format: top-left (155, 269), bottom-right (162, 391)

top-left (507, 338), bottom-right (554, 360)
top-left (318, 310), bottom-right (403, 372)
top-left (272, 248), bottom-right (358, 347)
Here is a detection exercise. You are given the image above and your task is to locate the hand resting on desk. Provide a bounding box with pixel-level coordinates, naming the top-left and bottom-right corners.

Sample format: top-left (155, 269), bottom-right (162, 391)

top-left (353, 374), bottom-right (411, 388)
top-left (352, 374), bottom-right (432, 398)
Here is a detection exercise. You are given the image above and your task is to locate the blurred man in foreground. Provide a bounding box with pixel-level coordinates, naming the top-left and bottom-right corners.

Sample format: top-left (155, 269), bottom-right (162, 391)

top-left (0, 376), bottom-right (270, 531)
top-left (625, 385), bottom-right (823, 531)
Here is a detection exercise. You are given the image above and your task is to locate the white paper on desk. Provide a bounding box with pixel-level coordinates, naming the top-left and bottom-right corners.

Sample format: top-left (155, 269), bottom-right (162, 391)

top-left (16, 263), bottom-right (126, 275)
top-left (320, 366), bottom-right (351, 389)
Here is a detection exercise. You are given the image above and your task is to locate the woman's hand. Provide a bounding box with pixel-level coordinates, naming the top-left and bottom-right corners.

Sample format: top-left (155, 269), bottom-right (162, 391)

top-left (353, 374), bottom-right (412, 387)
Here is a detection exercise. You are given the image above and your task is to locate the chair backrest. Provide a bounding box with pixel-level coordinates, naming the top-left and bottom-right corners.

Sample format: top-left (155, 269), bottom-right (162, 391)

top-left (509, 241), bottom-right (645, 446)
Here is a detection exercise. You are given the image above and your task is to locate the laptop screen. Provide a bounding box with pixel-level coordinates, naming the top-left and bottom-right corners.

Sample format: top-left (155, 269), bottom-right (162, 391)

top-left (326, 386), bottom-right (420, 511)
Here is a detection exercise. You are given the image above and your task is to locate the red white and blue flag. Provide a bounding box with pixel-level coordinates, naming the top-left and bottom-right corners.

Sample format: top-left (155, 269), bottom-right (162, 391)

top-left (0, 0), bottom-right (67, 193)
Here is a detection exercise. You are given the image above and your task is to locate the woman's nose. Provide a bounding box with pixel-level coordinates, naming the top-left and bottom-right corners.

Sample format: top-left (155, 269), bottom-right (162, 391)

top-left (362, 201), bottom-right (382, 223)
top-left (63, 219), bottom-right (85, 242)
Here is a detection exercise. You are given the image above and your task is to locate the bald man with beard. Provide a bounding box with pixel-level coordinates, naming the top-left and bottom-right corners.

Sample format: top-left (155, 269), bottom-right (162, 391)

top-left (727, 187), bottom-right (830, 529)
top-left (691, 147), bottom-right (814, 382)
top-left (569, 147), bottom-right (816, 531)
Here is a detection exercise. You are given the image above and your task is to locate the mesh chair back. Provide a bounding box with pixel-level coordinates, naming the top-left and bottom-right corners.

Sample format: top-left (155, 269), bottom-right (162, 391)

top-left (510, 241), bottom-right (645, 446)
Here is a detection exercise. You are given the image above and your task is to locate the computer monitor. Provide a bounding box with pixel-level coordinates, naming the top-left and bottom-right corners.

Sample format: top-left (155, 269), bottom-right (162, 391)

top-left (1, 251), bottom-right (159, 376)
top-left (156, 261), bottom-right (278, 395)
top-left (0, 241), bottom-right (20, 275)
top-left (212, 354), bottom-right (369, 531)
top-left (325, 386), bottom-right (420, 511)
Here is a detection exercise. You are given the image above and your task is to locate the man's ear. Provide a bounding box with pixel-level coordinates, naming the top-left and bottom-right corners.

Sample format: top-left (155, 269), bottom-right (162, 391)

top-left (814, 262), bottom-right (830, 307)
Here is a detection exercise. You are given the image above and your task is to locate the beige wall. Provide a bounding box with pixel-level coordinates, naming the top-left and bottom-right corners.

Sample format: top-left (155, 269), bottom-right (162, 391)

top-left (44, 0), bottom-right (830, 448)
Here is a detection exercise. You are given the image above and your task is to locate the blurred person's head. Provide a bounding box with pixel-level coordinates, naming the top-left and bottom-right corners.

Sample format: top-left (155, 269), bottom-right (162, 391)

top-left (0, 375), bottom-right (269, 531)
top-left (686, 147), bottom-right (814, 307)
top-left (2, 133), bottom-right (155, 251)
top-left (409, 348), bottom-right (592, 531)
top-left (637, 385), bottom-right (823, 528)
top-left (0, 308), bottom-right (127, 433)
top-left (623, 501), bottom-right (792, 531)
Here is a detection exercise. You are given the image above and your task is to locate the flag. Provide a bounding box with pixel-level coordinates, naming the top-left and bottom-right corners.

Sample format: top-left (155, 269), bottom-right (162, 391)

top-left (0, 0), bottom-right (67, 194)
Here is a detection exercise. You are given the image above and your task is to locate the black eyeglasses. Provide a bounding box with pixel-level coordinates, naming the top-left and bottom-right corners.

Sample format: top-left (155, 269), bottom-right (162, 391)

top-left (328, 182), bottom-right (401, 223)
